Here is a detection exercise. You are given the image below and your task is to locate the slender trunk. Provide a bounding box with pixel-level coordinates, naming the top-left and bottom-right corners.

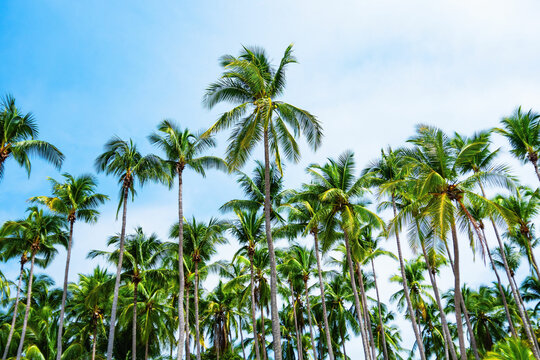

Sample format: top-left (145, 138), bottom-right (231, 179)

top-left (248, 252), bottom-right (261, 360)
top-left (531, 157), bottom-right (540, 183)
top-left (262, 128), bottom-right (282, 360)
top-left (342, 231), bottom-right (371, 360)
top-left (419, 241), bottom-right (457, 360)
top-left (312, 231), bottom-right (335, 360)
top-left (106, 186), bottom-right (129, 360)
top-left (512, 273), bottom-right (540, 355)
top-left (56, 219), bottom-right (75, 360)
top-left (524, 233), bottom-right (540, 280)
top-left (391, 198), bottom-right (426, 360)
top-left (2, 258), bottom-right (25, 360)
top-left (239, 316), bottom-right (247, 360)
top-left (145, 339), bottom-right (149, 360)
top-left (260, 300), bottom-right (268, 360)
top-left (132, 279), bottom-right (138, 360)
top-left (15, 250), bottom-right (37, 360)
top-left (356, 261), bottom-right (377, 360)
top-left (177, 167), bottom-right (186, 360)
top-left (340, 332), bottom-right (347, 360)
top-left (92, 326), bottom-right (97, 360)
top-left (444, 233), bottom-right (481, 360)
top-left (370, 259), bottom-right (389, 360)
top-left (195, 261), bottom-right (202, 360)
top-left (186, 283), bottom-right (191, 358)
top-left (289, 281), bottom-right (303, 360)
top-left (449, 222), bottom-right (467, 359)
top-left (303, 280), bottom-right (317, 360)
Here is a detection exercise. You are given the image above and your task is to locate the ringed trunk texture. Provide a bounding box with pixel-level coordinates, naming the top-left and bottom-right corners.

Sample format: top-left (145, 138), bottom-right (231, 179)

top-left (289, 281), bottom-right (303, 360)
top-left (263, 129), bottom-right (283, 359)
top-left (105, 186), bottom-right (129, 360)
top-left (248, 252), bottom-right (261, 360)
top-left (56, 219), bottom-right (75, 360)
top-left (313, 231), bottom-right (335, 360)
top-left (370, 259), bottom-right (389, 360)
top-left (195, 261), bottom-right (202, 360)
top-left (391, 199), bottom-right (426, 360)
top-left (186, 283), bottom-right (191, 358)
top-left (342, 232), bottom-right (371, 360)
top-left (132, 280), bottom-right (138, 360)
top-left (303, 280), bottom-right (317, 360)
top-left (2, 259), bottom-right (25, 360)
top-left (15, 250), bottom-right (37, 360)
top-left (177, 168), bottom-right (186, 360)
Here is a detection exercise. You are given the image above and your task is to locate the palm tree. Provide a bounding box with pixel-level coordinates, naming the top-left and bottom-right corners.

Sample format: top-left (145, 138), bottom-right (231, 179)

top-left (203, 45), bottom-right (323, 359)
top-left (172, 217), bottom-right (228, 360)
top-left (0, 94), bottom-right (64, 182)
top-left (95, 137), bottom-right (165, 360)
top-left (494, 107), bottom-right (540, 182)
top-left (1, 206), bottom-right (67, 360)
top-left (148, 119), bottom-right (225, 360)
top-left (30, 173), bottom-right (108, 360)
top-left (202, 281), bottom-right (236, 359)
top-left (485, 338), bottom-right (534, 360)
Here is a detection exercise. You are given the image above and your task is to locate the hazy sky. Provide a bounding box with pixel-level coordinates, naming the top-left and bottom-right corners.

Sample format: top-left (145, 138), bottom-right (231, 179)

top-left (2, 0), bottom-right (540, 357)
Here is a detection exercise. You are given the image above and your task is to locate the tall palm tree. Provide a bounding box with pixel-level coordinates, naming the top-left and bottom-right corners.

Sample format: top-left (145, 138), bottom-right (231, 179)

top-left (95, 137), bottom-right (165, 360)
top-left (202, 281), bottom-right (236, 360)
top-left (1, 207), bottom-right (67, 360)
top-left (0, 94), bottom-right (64, 182)
top-left (203, 45), bottom-right (323, 359)
top-left (172, 217), bottom-right (228, 360)
top-left (148, 119), bottom-right (225, 360)
top-left (30, 173), bottom-right (108, 360)
top-left (494, 107), bottom-right (540, 182)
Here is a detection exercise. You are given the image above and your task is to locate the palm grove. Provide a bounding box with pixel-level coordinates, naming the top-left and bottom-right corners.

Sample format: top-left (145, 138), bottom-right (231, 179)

top-left (1, 45), bottom-right (540, 360)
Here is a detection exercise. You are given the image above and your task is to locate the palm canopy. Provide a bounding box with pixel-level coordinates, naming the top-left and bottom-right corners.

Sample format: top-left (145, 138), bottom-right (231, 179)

top-left (494, 107), bottom-right (540, 164)
top-left (0, 94), bottom-right (64, 180)
top-left (202, 45), bottom-right (322, 171)
top-left (30, 173), bottom-right (108, 224)
top-left (95, 137), bottom-right (166, 213)
top-left (148, 119), bottom-right (226, 175)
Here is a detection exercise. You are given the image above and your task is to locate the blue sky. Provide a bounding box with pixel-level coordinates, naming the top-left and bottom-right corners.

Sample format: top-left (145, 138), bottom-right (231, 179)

top-left (2, 0), bottom-right (540, 356)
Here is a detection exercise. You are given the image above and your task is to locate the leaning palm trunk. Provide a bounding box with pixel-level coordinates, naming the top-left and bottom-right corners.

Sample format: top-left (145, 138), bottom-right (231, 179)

top-left (2, 256), bottom-right (26, 360)
top-left (419, 241), bottom-right (457, 360)
top-left (248, 251), bottom-right (262, 360)
top-left (391, 199), bottom-right (426, 360)
top-left (356, 261), bottom-right (377, 360)
top-left (342, 232), bottom-right (371, 360)
top-left (312, 231), bottom-right (335, 360)
top-left (303, 279), bottom-right (317, 360)
top-left (530, 155), bottom-right (540, 183)
top-left (370, 259), bottom-right (389, 360)
top-left (132, 280), bottom-right (139, 360)
top-left (106, 186), bottom-right (129, 360)
top-left (15, 249), bottom-right (37, 360)
top-left (56, 219), bottom-right (75, 360)
top-left (177, 167), bottom-right (186, 360)
top-left (262, 129), bottom-right (283, 360)
top-left (288, 281), bottom-right (303, 360)
top-left (195, 261), bottom-right (202, 360)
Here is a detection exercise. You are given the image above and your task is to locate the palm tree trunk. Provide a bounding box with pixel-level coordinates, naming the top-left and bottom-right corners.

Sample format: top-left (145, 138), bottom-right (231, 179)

top-left (92, 326), bottom-right (97, 360)
top-left (445, 231), bottom-right (481, 360)
top-left (2, 257), bottom-right (25, 360)
top-left (186, 282), bottom-right (191, 358)
top-left (449, 222), bottom-right (467, 359)
top-left (340, 332), bottom-right (347, 360)
top-left (15, 249), bottom-right (37, 360)
top-left (342, 231), bottom-right (371, 360)
top-left (145, 339), bottom-right (149, 360)
top-left (312, 231), bottom-right (335, 360)
top-left (303, 280), bottom-right (317, 360)
top-left (132, 280), bottom-right (138, 360)
top-left (177, 166), bottom-right (186, 360)
top-left (511, 272), bottom-right (540, 355)
top-left (238, 316), bottom-right (247, 360)
top-left (262, 128), bottom-right (283, 360)
top-left (370, 259), bottom-right (389, 360)
top-left (106, 185), bottom-right (129, 360)
top-left (260, 300), bottom-right (268, 360)
top-left (248, 251), bottom-right (262, 360)
top-left (391, 198), bottom-right (426, 360)
top-left (530, 157), bottom-right (540, 183)
top-left (355, 261), bottom-right (377, 360)
top-left (288, 281), bottom-right (303, 360)
top-left (195, 261), bottom-right (202, 360)
top-left (419, 241), bottom-right (457, 360)
top-left (56, 219), bottom-right (75, 360)
top-left (524, 233), bottom-right (540, 280)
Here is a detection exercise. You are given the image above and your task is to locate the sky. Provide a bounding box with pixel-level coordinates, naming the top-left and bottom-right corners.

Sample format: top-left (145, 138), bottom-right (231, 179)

top-left (2, 0), bottom-right (540, 357)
